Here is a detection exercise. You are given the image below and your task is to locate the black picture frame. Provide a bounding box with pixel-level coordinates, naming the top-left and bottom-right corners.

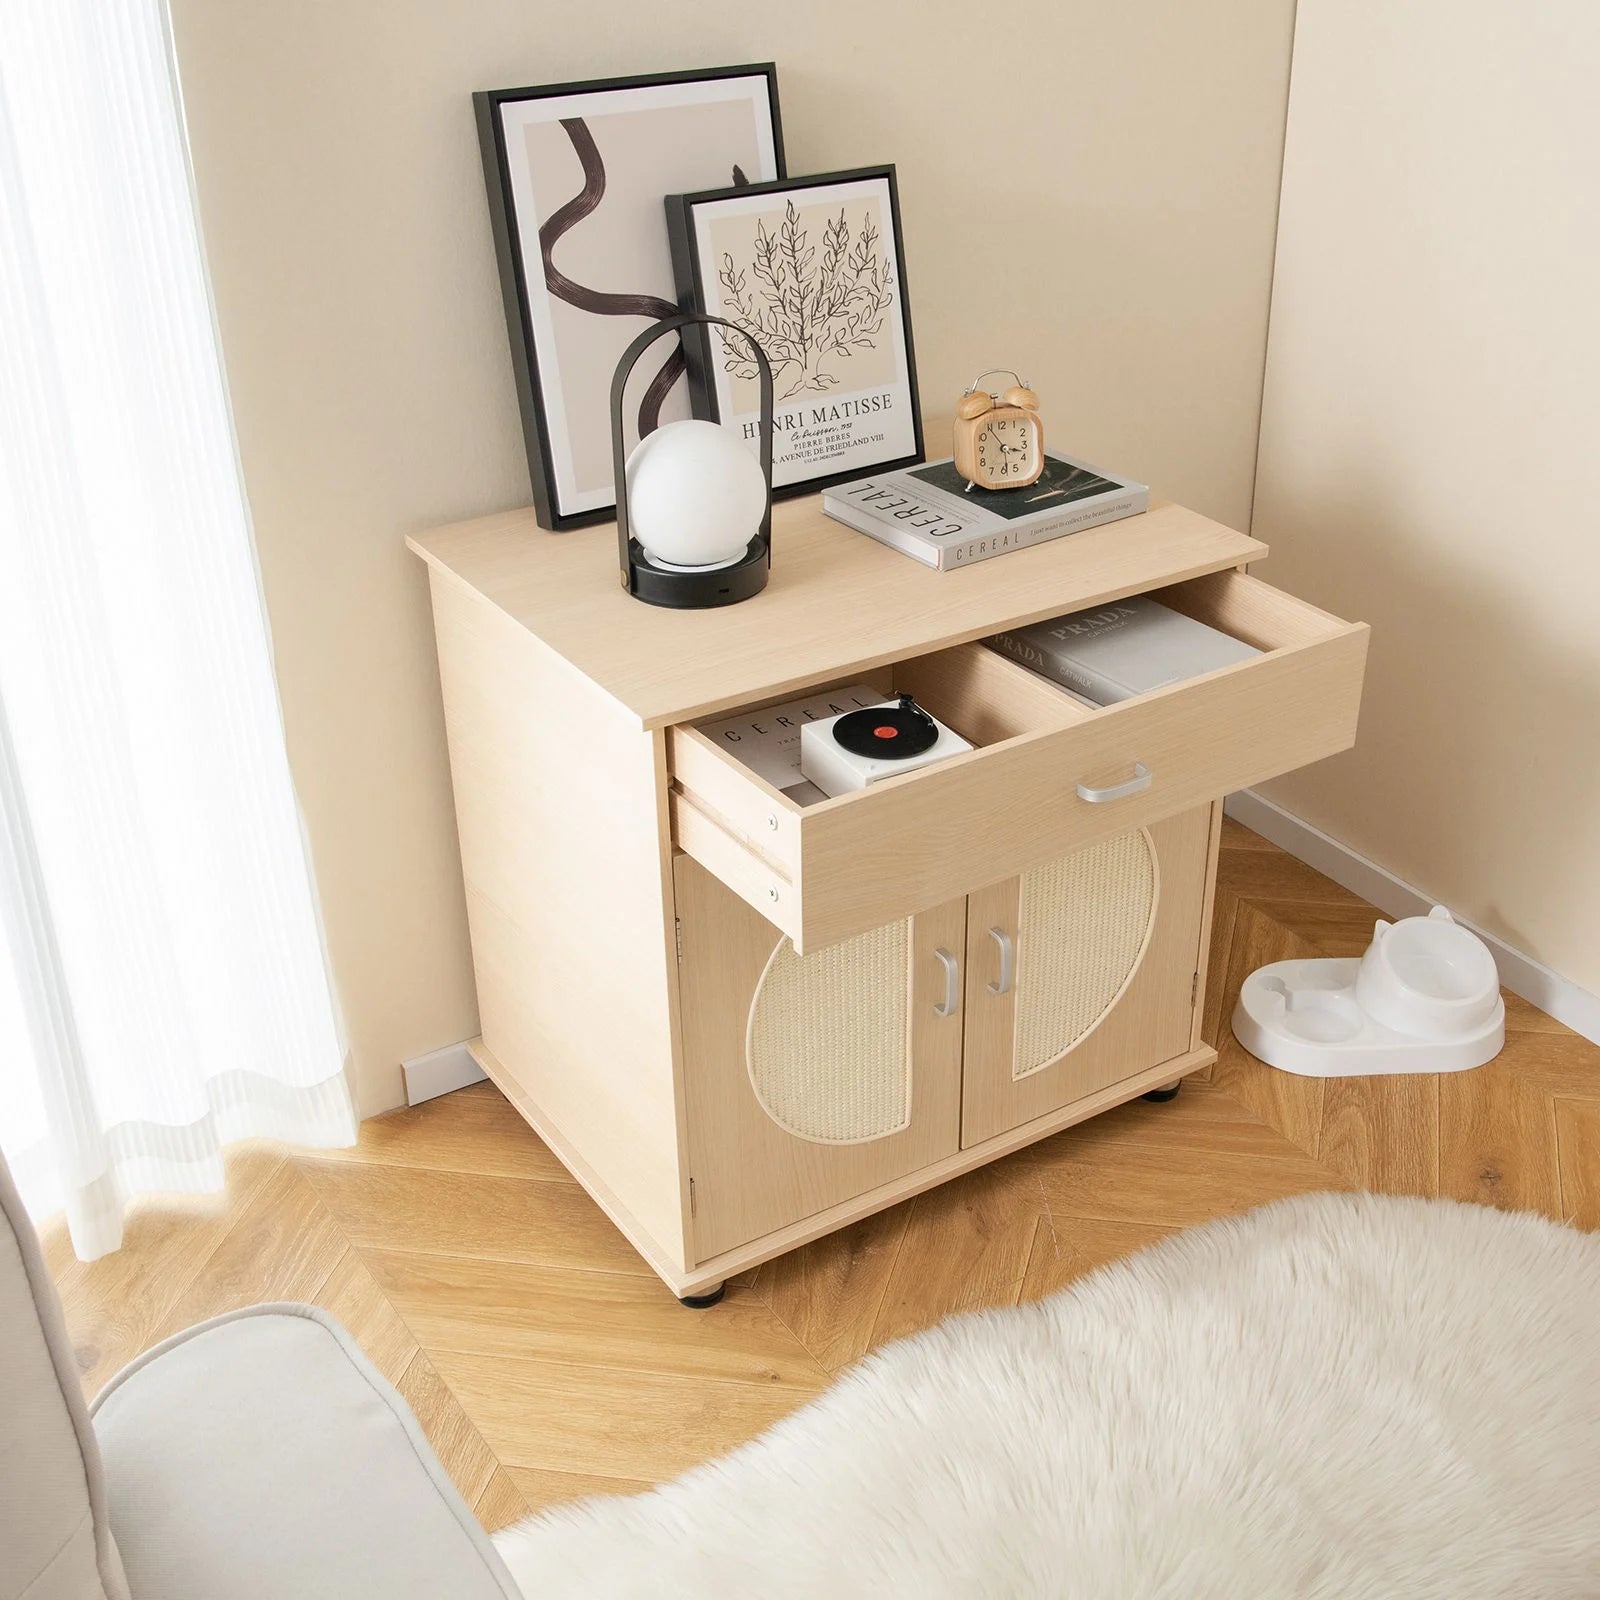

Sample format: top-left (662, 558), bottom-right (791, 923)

top-left (475, 65), bottom-right (786, 531)
top-left (664, 165), bottom-right (923, 501)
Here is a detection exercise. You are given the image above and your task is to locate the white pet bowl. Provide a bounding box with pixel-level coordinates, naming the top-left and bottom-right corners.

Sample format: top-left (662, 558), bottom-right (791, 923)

top-left (1354, 906), bottom-right (1501, 1038)
top-left (1231, 906), bottom-right (1504, 1077)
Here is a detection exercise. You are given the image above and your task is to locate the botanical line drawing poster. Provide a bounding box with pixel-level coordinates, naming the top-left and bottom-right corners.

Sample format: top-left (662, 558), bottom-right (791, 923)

top-left (677, 169), bottom-right (921, 494)
top-left (711, 195), bottom-right (898, 406)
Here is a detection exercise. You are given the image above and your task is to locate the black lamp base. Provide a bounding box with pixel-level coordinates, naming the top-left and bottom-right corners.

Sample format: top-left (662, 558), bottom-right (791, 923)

top-left (625, 537), bottom-right (769, 609)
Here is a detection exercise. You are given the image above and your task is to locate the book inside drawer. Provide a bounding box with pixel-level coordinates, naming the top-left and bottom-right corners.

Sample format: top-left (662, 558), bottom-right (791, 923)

top-left (670, 571), bottom-right (1368, 951)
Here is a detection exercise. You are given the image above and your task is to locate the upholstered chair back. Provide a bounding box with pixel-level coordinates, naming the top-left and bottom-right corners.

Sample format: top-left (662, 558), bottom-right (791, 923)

top-left (0, 1153), bottom-right (130, 1600)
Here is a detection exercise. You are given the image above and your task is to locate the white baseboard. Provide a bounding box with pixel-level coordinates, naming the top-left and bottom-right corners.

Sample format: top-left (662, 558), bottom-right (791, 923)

top-left (401, 1039), bottom-right (486, 1105)
top-left (1225, 789), bottom-right (1600, 1048)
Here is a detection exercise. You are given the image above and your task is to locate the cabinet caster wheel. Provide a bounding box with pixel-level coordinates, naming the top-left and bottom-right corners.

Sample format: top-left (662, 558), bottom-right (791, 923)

top-left (1143, 1081), bottom-right (1182, 1103)
top-left (679, 1282), bottom-right (727, 1309)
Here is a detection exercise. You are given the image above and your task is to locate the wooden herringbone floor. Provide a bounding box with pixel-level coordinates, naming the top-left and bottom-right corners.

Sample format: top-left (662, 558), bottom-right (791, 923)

top-left (44, 819), bottom-right (1600, 1532)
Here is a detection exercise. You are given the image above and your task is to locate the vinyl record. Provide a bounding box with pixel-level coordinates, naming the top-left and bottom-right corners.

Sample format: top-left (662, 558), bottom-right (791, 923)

top-left (832, 695), bottom-right (939, 759)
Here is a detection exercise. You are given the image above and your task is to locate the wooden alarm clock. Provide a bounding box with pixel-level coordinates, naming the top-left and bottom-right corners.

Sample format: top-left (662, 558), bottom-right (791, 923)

top-left (952, 369), bottom-right (1044, 490)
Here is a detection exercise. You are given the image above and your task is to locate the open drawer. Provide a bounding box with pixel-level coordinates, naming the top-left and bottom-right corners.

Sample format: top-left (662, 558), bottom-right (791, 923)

top-left (668, 570), bottom-right (1368, 952)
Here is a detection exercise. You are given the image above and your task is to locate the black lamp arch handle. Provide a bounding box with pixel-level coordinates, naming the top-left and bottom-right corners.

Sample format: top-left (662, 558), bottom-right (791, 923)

top-left (610, 313), bottom-right (776, 581)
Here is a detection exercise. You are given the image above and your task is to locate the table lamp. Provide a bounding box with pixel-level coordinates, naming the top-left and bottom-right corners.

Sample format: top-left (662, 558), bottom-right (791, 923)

top-left (610, 313), bottom-right (775, 609)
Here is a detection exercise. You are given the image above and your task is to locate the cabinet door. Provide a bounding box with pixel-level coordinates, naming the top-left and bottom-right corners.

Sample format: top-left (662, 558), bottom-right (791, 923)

top-left (675, 856), bottom-right (966, 1262)
top-left (959, 805), bottom-right (1212, 1147)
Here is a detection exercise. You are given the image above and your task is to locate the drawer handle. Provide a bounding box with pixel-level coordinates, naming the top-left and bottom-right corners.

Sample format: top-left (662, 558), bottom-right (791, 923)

top-left (987, 927), bottom-right (1014, 996)
top-left (933, 947), bottom-right (961, 1018)
top-left (1076, 762), bottom-right (1152, 804)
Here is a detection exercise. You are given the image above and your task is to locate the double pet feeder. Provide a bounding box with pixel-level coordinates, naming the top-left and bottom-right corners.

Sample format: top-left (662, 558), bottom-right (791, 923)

top-left (1233, 906), bottom-right (1505, 1077)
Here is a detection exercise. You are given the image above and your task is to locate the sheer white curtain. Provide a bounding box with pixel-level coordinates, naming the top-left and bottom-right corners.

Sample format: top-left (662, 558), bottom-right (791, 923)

top-left (0, 0), bottom-right (355, 1258)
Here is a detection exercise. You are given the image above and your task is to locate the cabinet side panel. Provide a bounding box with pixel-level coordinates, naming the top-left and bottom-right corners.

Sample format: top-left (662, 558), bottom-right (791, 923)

top-left (427, 570), bottom-right (687, 1266)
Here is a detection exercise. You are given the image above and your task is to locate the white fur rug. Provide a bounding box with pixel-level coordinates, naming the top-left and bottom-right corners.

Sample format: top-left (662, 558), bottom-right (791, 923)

top-left (495, 1193), bottom-right (1600, 1598)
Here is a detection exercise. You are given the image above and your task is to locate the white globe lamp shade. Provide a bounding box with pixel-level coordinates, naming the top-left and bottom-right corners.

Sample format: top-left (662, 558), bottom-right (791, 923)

top-left (624, 419), bottom-right (768, 571)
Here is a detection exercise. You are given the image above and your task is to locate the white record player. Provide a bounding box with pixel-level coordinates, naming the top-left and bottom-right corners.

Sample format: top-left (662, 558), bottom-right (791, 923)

top-left (799, 693), bottom-right (973, 798)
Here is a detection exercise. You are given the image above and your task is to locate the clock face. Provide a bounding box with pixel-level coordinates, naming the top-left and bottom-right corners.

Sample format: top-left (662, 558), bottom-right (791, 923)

top-left (975, 413), bottom-right (1041, 485)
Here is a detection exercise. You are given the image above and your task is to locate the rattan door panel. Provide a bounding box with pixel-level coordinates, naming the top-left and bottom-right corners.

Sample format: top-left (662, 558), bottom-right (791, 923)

top-left (959, 805), bottom-right (1212, 1146)
top-left (675, 855), bottom-right (965, 1261)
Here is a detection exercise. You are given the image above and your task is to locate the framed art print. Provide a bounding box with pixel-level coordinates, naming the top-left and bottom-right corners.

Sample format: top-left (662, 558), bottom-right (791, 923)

top-left (665, 166), bottom-right (922, 498)
top-left (475, 66), bottom-right (785, 530)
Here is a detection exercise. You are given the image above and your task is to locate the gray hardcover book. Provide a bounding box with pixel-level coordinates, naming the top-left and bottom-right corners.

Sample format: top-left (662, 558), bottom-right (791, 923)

top-left (988, 596), bottom-right (1260, 704)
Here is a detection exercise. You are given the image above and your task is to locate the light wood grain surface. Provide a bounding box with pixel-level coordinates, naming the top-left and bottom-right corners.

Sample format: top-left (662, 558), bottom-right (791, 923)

top-left (670, 573), bottom-right (1367, 952)
top-left (46, 821), bottom-right (1600, 1533)
top-left (959, 807), bottom-right (1212, 1146)
top-left (428, 570), bottom-right (690, 1266)
top-left (674, 858), bottom-right (967, 1260)
top-left (407, 498), bottom-right (1266, 729)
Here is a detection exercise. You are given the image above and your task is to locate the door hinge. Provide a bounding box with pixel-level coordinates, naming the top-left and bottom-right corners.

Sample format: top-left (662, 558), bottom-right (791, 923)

top-left (674, 918), bottom-right (684, 963)
top-left (688, 1177), bottom-right (697, 1217)
top-left (1191, 971), bottom-right (1200, 1006)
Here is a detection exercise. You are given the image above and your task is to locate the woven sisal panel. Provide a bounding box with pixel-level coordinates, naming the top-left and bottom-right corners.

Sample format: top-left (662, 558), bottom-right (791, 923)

top-left (1013, 829), bottom-right (1157, 1080)
top-left (746, 920), bottom-right (911, 1144)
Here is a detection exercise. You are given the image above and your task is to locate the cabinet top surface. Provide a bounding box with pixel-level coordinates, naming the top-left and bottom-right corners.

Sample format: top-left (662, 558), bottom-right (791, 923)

top-left (408, 495), bottom-right (1265, 729)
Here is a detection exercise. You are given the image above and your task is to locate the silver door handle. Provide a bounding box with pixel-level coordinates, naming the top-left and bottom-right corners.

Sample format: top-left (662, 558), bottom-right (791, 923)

top-left (987, 927), bottom-right (1014, 995)
top-left (933, 947), bottom-right (960, 1017)
top-left (1076, 762), bottom-right (1152, 803)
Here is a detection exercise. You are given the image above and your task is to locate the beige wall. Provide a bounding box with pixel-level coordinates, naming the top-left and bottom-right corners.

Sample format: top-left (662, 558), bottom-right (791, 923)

top-left (167, 0), bottom-right (1297, 1113)
top-left (1253, 0), bottom-right (1600, 993)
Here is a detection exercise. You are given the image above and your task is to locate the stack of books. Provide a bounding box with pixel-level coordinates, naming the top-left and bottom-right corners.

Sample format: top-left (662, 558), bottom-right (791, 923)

top-left (823, 452), bottom-right (1147, 571)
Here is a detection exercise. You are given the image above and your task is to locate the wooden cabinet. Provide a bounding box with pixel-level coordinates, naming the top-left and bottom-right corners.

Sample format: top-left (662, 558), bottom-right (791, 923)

top-left (408, 494), bottom-right (1368, 1298)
